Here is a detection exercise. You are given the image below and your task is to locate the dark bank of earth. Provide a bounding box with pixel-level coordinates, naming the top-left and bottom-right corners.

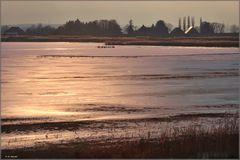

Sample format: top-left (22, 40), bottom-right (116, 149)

top-left (2, 35), bottom-right (239, 47)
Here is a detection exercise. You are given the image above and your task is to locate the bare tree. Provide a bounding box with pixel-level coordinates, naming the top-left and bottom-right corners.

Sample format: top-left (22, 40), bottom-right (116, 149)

top-left (211, 22), bottom-right (225, 33)
top-left (124, 19), bottom-right (135, 35)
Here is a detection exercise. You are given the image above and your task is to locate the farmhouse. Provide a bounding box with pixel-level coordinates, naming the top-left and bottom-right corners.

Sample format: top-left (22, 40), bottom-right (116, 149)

top-left (170, 27), bottom-right (185, 36)
top-left (4, 27), bottom-right (25, 35)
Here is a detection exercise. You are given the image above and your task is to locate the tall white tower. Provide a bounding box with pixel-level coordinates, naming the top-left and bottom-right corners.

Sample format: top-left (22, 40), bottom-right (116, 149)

top-left (191, 17), bottom-right (195, 27)
top-left (179, 17), bottom-right (181, 29)
top-left (187, 16), bottom-right (190, 28)
top-left (183, 17), bottom-right (186, 31)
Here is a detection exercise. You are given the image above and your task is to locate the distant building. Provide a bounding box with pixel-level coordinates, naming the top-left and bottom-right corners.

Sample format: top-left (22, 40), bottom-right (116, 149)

top-left (175, 16), bottom-right (199, 36)
top-left (4, 27), bottom-right (25, 35)
top-left (135, 20), bottom-right (169, 36)
top-left (136, 25), bottom-right (154, 36)
top-left (171, 17), bottom-right (185, 36)
top-left (170, 27), bottom-right (185, 36)
top-left (185, 26), bottom-right (199, 36)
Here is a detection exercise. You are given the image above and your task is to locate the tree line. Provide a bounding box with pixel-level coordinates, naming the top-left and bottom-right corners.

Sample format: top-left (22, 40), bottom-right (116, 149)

top-left (2, 19), bottom-right (239, 36)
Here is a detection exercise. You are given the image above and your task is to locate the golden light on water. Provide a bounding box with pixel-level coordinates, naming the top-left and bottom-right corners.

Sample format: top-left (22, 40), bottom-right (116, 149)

top-left (23, 107), bottom-right (80, 117)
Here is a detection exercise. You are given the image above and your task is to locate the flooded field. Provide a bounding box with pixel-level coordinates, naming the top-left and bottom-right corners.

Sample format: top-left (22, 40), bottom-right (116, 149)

top-left (1, 42), bottom-right (239, 150)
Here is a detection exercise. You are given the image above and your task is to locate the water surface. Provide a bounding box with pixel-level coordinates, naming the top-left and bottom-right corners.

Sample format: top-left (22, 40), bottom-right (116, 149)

top-left (1, 42), bottom-right (239, 149)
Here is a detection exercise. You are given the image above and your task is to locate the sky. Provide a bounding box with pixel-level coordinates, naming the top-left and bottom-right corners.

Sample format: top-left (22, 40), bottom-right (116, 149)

top-left (1, 1), bottom-right (239, 27)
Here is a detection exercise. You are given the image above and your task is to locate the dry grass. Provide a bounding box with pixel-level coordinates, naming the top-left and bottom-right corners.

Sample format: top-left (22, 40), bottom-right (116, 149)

top-left (2, 114), bottom-right (239, 159)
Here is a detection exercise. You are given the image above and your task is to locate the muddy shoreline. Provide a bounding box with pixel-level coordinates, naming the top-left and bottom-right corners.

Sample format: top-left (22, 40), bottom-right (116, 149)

top-left (2, 112), bottom-right (236, 133)
top-left (2, 114), bottom-right (239, 159)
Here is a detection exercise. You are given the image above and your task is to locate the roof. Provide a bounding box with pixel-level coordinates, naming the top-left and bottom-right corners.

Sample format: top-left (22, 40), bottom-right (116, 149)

top-left (170, 27), bottom-right (185, 36)
top-left (185, 26), bottom-right (199, 35)
top-left (4, 27), bottom-right (25, 35)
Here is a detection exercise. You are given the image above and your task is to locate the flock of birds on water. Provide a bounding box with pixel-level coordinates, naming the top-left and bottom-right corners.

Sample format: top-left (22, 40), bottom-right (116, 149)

top-left (97, 45), bottom-right (115, 48)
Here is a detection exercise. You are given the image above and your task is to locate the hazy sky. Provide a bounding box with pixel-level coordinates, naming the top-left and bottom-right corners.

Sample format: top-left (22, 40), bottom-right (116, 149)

top-left (1, 1), bottom-right (239, 27)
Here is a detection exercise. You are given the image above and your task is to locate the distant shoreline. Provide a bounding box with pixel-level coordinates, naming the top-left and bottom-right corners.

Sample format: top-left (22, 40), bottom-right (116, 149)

top-left (1, 35), bottom-right (239, 47)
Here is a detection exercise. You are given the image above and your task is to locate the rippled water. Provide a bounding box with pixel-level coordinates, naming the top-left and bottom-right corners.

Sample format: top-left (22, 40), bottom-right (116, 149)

top-left (1, 42), bottom-right (239, 149)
